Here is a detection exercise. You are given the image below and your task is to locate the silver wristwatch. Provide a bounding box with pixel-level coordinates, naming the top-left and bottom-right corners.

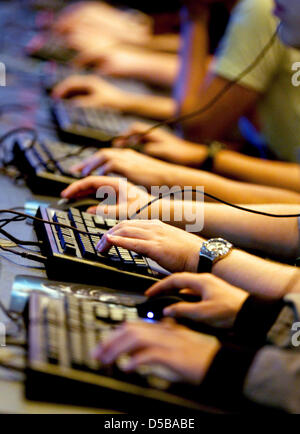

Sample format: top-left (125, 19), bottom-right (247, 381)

top-left (197, 238), bottom-right (233, 273)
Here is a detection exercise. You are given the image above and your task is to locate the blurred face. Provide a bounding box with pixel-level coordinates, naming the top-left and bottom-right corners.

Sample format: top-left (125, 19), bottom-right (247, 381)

top-left (273, 0), bottom-right (300, 47)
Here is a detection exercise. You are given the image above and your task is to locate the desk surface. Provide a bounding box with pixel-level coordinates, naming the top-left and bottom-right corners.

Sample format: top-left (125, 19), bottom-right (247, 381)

top-left (0, 171), bottom-right (121, 414)
top-left (0, 0), bottom-right (172, 414)
top-left (0, 2), bottom-right (117, 412)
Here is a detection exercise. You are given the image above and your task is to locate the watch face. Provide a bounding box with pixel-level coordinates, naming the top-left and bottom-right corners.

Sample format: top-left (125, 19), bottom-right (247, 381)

top-left (202, 238), bottom-right (232, 260)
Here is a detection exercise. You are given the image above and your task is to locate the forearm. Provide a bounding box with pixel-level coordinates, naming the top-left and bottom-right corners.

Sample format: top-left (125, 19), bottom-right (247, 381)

top-left (158, 164), bottom-right (300, 204)
top-left (212, 250), bottom-right (300, 300)
top-left (123, 94), bottom-right (175, 120)
top-left (214, 150), bottom-right (300, 193)
top-left (175, 8), bottom-right (209, 116)
top-left (128, 52), bottom-right (179, 87)
top-left (203, 203), bottom-right (300, 260)
top-left (165, 202), bottom-right (300, 260)
top-left (143, 34), bottom-right (180, 54)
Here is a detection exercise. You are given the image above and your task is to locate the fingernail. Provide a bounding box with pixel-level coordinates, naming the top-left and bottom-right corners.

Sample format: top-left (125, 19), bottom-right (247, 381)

top-left (87, 207), bottom-right (97, 214)
top-left (97, 239), bottom-right (104, 251)
top-left (163, 308), bottom-right (172, 316)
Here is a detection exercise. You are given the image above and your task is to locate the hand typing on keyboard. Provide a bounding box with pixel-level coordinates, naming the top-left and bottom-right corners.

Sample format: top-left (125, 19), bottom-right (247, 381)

top-left (93, 321), bottom-right (221, 385)
top-left (61, 176), bottom-right (152, 218)
top-left (97, 219), bottom-right (203, 274)
top-left (70, 148), bottom-right (179, 187)
top-left (113, 121), bottom-right (208, 167)
top-left (52, 75), bottom-right (133, 110)
top-left (48, 207), bottom-right (153, 275)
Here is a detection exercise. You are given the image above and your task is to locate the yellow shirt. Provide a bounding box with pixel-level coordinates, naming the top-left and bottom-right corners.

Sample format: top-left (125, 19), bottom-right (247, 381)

top-left (213, 0), bottom-right (300, 162)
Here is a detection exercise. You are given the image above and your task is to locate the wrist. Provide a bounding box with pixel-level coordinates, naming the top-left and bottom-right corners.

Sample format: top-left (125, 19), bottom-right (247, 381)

top-left (185, 238), bottom-right (204, 272)
top-left (117, 92), bottom-right (136, 113)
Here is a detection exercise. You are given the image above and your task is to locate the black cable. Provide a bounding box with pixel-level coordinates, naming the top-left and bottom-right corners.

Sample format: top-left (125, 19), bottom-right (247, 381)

top-left (115, 27), bottom-right (279, 145)
top-left (0, 299), bottom-right (21, 326)
top-left (0, 213), bottom-right (42, 248)
top-left (0, 127), bottom-right (37, 148)
top-left (0, 226), bottom-right (41, 246)
top-left (0, 179), bottom-right (298, 260)
top-left (0, 126), bottom-right (88, 170)
top-left (0, 253), bottom-right (45, 269)
top-left (0, 194), bottom-right (299, 245)
top-left (0, 244), bottom-right (47, 264)
top-left (0, 127), bottom-right (38, 167)
top-left (0, 209), bottom-right (105, 238)
top-left (0, 215), bottom-right (26, 229)
top-left (129, 189), bottom-right (300, 220)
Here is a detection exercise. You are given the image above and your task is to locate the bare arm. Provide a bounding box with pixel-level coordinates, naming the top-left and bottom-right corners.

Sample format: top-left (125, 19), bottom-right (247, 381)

top-left (175, 5), bottom-right (260, 142)
top-left (212, 249), bottom-right (300, 300)
top-left (74, 46), bottom-right (179, 87)
top-left (163, 202), bottom-right (300, 260)
top-left (161, 164), bottom-right (300, 204)
top-left (178, 74), bottom-right (260, 142)
top-left (119, 50), bottom-right (178, 87)
top-left (124, 94), bottom-right (175, 120)
top-left (144, 34), bottom-right (180, 53)
top-left (214, 150), bottom-right (300, 193)
top-left (70, 148), bottom-right (300, 204)
top-left (114, 122), bottom-right (300, 193)
top-left (174, 6), bottom-right (210, 118)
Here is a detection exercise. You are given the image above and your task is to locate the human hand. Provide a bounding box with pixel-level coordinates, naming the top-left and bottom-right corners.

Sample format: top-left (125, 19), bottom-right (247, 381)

top-left (54, 2), bottom-right (152, 44)
top-left (97, 219), bottom-right (203, 273)
top-left (146, 273), bottom-right (249, 328)
top-left (93, 321), bottom-right (221, 384)
top-left (113, 122), bottom-right (208, 167)
top-left (70, 148), bottom-right (176, 188)
top-left (73, 45), bottom-right (153, 77)
top-left (61, 176), bottom-right (152, 219)
top-left (63, 28), bottom-right (117, 52)
top-left (52, 75), bottom-right (129, 110)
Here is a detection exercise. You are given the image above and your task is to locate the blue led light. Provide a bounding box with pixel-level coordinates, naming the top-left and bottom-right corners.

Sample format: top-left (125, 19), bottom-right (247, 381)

top-left (147, 311), bottom-right (154, 319)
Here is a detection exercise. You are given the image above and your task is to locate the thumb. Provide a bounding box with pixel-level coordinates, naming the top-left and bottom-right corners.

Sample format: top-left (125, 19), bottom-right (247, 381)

top-left (87, 206), bottom-right (98, 214)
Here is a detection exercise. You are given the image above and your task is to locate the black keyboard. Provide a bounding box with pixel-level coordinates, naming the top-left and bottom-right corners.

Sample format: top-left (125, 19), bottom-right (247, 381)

top-left (13, 138), bottom-right (99, 195)
top-left (26, 34), bottom-right (77, 63)
top-left (34, 206), bottom-right (165, 291)
top-left (24, 291), bottom-right (209, 412)
top-left (52, 100), bottom-right (153, 146)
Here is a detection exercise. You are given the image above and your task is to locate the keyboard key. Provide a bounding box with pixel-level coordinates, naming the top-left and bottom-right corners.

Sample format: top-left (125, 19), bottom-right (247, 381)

top-left (77, 234), bottom-right (95, 260)
top-left (105, 219), bottom-right (118, 228)
top-left (94, 215), bottom-right (105, 227)
top-left (95, 303), bottom-right (109, 319)
top-left (109, 305), bottom-right (125, 322)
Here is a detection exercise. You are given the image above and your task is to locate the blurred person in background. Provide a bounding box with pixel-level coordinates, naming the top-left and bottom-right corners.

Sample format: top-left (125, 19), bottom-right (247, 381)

top-left (51, 1), bottom-right (236, 119)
